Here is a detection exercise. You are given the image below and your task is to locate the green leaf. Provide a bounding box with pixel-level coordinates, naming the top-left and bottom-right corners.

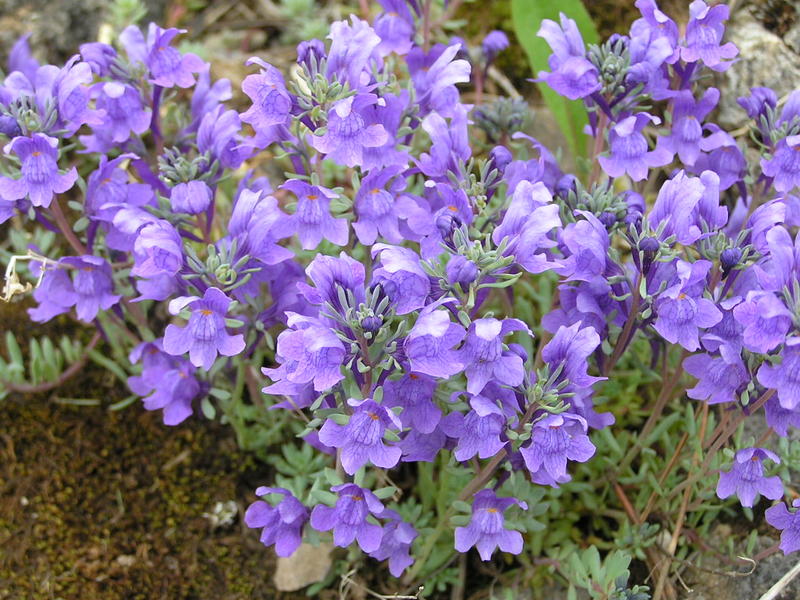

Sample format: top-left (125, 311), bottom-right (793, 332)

top-left (510, 0), bottom-right (598, 161)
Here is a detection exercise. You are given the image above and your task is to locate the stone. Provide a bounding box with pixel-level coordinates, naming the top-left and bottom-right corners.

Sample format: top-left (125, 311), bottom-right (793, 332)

top-left (273, 542), bottom-right (333, 592)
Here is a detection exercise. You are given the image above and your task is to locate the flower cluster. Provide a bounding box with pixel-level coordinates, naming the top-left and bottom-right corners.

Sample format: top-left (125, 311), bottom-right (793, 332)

top-left (2, 0), bottom-right (799, 583)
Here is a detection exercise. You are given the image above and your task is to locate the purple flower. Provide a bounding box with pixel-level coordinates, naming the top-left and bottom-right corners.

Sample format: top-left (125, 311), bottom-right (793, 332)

top-left (311, 94), bottom-right (388, 168)
top-left (762, 135), bottom-right (800, 193)
top-left (632, 0), bottom-right (679, 64)
top-left (326, 16), bottom-right (382, 88)
top-left (492, 181), bottom-right (561, 274)
top-left (245, 487), bottom-right (308, 557)
top-left (755, 226), bottom-right (800, 293)
top-left (404, 302), bottom-right (465, 378)
top-left (8, 33), bottom-right (39, 81)
top-left (145, 25), bottom-right (205, 88)
top-left (128, 342), bottom-right (201, 426)
top-left (310, 483), bottom-right (384, 552)
top-left (557, 212), bottom-right (610, 282)
top-left (684, 353), bottom-right (748, 405)
top-left (716, 447), bottom-right (782, 508)
top-left (374, 0), bottom-right (415, 56)
top-left (163, 287), bottom-right (246, 370)
top-left (520, 413), bottom-right (595, 482)
top-left (197, 106), bottom-right (249, 170)
top-left (441, 405), bottom-right (506, 462)
top-left (599, 114), bottom-right (671, 182)
top-left (80, 42), bottom-right (116, 76)
top-left (657, 88), bottom-right (719, 166)
top-left (383, 372), bottom-right (441, 434)
top-left (681, 0), bottom-right (738, 72)
top-left (353, 167), bottom-right (406, 245)
top-left (170, 180), bottom-right (212, 215)
top-left (408, 43), bottom-right (471, 117)
top-left (93, 81), bottom-right (151, 143)
top-left (297, 252), bottom-right (366, 312)
top-left (541, 323), bottom-right (603, 391)
top-left (647, 170), bottom-right (709, 245)
top-left (240, 58), bottom-right (293, 133)
top-left (446, 255), bottom-right (479, 289)
top-left (766, 499), bottom-right (800, 555)
top-left (262, 313), bottom-right (346, 393)
top-left (227, 189), bottom-right (294, 266)
top-left (765, 395), bottom-right (800, 437)
top-left (733, 291), bottom-right (792, 354)
top-left (399, 426), bottom-right (447, 462)
top-left (371, 244), bottom-right (430, 314)
top-left (131, 219), bottom-right (182, 278)
top-left (693, 125), bottom-right (746, 190)
top-left (29, 256), bottom-right (121, 323)
top-left (482, 30), bottom-right (509, 63)
top-left (457, 318), bottom-right (529, 395)
top-left (758, 339), bottom-right (800, 410)
top-left (417, 105), bottom-right (471, 179)
top-left (369, 510), bottom-right (417, 576)
top-left (0, 134), bottom-right (78, 207)
top-left (454, 490), bottom-right (525, 561)
top-left (282, 179), bottom-right (348, 250)
top-left (537, 14), bottom-right (600, 100)
top-left (653, 260), bottom-right (722, 352)
top-left (318, 399), bottom-right (402, 475)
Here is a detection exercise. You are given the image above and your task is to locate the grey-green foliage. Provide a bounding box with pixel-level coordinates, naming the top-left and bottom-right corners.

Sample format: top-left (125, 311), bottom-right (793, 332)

top-left (0, 331), bottom-right (84, 399)
top-left (557, 547), bottom-right (650, 600)
top-left (107, 0), bottom-right (148, 32)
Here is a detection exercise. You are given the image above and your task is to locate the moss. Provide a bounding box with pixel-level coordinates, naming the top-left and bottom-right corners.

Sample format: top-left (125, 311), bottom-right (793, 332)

top-left (0, 386), bottom-right (303, 599)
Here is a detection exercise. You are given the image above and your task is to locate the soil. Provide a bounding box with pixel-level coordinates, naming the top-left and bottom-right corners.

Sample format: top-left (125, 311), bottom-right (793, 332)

top-left (0, 380), bottom-right (291, 600)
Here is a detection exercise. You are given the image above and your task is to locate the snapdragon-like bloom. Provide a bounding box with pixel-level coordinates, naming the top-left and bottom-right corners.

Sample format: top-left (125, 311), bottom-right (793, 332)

top-left (520, 413), bottom-right (595, 482)
top-left (283, 179), bottom-right (348, 250)
top-left (656, 88), bottom-right (719, 166)
top-left (457, 318), bottom-right (529, 395)
top-left (326, 16), bottom-right (382, 88)
top-left (318, 399), bottom-right (402, 474)
top-left (28, 256), bottom-right (121, 323)
top-left (374, 0), bottom-right (415, 56)
top-left (492, 180), bottom-right (561, 274)
top-left (404, 303), bottom-right (465, 378)
top-left (245, 487), bottom-right (308, 557)
top-left (653, 260), bottom-right (722, 352)
top-left (733, 291), bottom-right (792, 354)
top-left (683, 353), bottom-right (748, 405)
top-left (762, 135), bottom-right (800, 193)
top-left (599, 113), bottom-right (671, 182)
top-left (353, 167), bottom-right (406, 245)
top-left (758, 339), bottom-right (800, 409)
top-left (262, 313), bottom-right (346, 393)
top-left (372, 244), bottom-right (430, 314)
top-left (681, 0), bottom-right (738, 72)
top-left (240, 57), bottom-right (293, 133)
top-left (369, 510), bottom-right (417, 577)
top-left (128, 342), bottom-right (201, 426)
top-left (92, 81), bottom-right (151, 144)
top-left (310, 484), bottom-right (384, 552)
top-left (537, 13), bottom-right (600, 100)
top-left (454, 490), bottom-right (525, 561)
top-left (766, 499), bottom-right (800, 555)
top-left (170, 180), bottom-right (213, 215)
top-left (408, 43), bottom-right (471, 117)
top-left (144, 24), bottom-right (205, 88)
top-left (383, 372), bottom-right (441, 434)
top-left (311, 94), bottom-right (388, 168)
top-left (441, 406), bottom-right (506, 462)
top-left (163, 287), bottom-right (246, 370)
top-left (557, 212), bottom-right (609, 282)
top-left (716, 447), bottom-right (782, 508)
top-left (0, 134), bottom-right (78, 207)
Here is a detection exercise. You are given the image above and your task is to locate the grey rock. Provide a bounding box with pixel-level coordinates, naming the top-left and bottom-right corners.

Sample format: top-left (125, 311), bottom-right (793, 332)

top-left (717, 4), bottom-right (800, 129)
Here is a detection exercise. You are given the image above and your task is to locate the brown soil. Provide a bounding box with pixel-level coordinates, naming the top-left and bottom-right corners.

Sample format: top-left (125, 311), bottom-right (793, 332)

top-left (0, 369), bottom-right (286, 600)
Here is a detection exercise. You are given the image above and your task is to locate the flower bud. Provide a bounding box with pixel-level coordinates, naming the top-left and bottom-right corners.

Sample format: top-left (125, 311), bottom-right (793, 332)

top-left (0, 115), bottom-right (21, 139)
top-left (720, 247), bottom-right (742, 275)
top-left (446, 255), bottom-right (478, 289)
top-left (297, 39), bottom-right (326, 69)
top-left (488, 145), bottom-right (513, 174)
top-left (361, 315), bottom-right (383, 333)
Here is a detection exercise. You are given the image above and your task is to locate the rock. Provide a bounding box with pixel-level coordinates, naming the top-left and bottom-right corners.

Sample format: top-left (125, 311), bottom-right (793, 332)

top-left (717, 2), bottom-right (800, 128)
top-left (273, 542), bottom-right (333, 592)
